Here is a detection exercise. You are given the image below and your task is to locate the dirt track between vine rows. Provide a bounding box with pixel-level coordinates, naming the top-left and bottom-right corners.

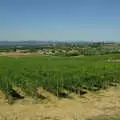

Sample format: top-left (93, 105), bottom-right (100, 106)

top-left (0, 87), bottom-right (120, 120)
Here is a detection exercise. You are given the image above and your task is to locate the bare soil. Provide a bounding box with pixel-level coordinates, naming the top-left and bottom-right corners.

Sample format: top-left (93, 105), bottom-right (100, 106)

top-left (107, 59), bottom-right (120, 62)
top-left (0, 87), bottom-right (120, 120)
top-left (0, 52), bottom-right (40, 57)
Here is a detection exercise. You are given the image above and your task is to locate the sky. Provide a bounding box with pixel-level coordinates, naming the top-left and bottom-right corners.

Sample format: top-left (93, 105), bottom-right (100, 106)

top-left (0, 0), bottom-right (120, 41)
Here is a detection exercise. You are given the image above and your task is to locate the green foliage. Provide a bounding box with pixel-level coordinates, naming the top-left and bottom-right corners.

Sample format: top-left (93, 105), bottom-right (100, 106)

top-left (106, 116), bottom-right (120, 120)
top-left (0, 54), bottom-right (120, 99)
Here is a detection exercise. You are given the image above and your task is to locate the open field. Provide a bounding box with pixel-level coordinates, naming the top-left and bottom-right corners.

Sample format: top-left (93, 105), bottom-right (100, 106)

top-left (0, 54), bottom-right (120, 119)
top-left (0, 54), bottom-right (120, 97)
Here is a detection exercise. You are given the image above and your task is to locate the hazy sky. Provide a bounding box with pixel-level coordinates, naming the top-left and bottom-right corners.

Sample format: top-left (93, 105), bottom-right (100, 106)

top-left (0, 0), bottom-right (120, 41)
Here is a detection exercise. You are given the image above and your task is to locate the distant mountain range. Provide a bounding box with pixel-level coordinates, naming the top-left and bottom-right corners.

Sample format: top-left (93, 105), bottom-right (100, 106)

top-left (0, 40), bottom-right (118, 46)
top-left (0, 41), bottom-right (50, 46)
top-left (0, 40), bottom-right (91, 46)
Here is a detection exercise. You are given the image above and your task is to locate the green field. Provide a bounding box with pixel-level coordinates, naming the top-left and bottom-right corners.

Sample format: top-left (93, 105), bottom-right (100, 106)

top-left (107, 117), bottom-right (120, 120)
top-left (0, 54), bottom-right (120, 100)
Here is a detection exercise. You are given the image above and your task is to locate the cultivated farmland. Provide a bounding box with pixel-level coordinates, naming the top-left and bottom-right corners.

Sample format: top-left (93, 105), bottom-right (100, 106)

top-left (0, 53), bottom-right (120, 119)
top-left (0, 54), bottom-right (120, 101)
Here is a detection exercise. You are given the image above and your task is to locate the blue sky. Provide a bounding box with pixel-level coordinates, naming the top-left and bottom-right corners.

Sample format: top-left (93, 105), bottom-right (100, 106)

top-left (0, 0), bottom-right (120, 41)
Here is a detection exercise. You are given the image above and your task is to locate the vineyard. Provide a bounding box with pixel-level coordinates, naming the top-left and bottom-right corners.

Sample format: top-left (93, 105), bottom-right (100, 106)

top-left (0, 54), bottom-right (120, 103)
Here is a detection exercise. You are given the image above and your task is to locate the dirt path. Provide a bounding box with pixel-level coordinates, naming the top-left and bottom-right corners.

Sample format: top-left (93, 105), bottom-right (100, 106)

top-left (0, 87), bottom-right (120, 120)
